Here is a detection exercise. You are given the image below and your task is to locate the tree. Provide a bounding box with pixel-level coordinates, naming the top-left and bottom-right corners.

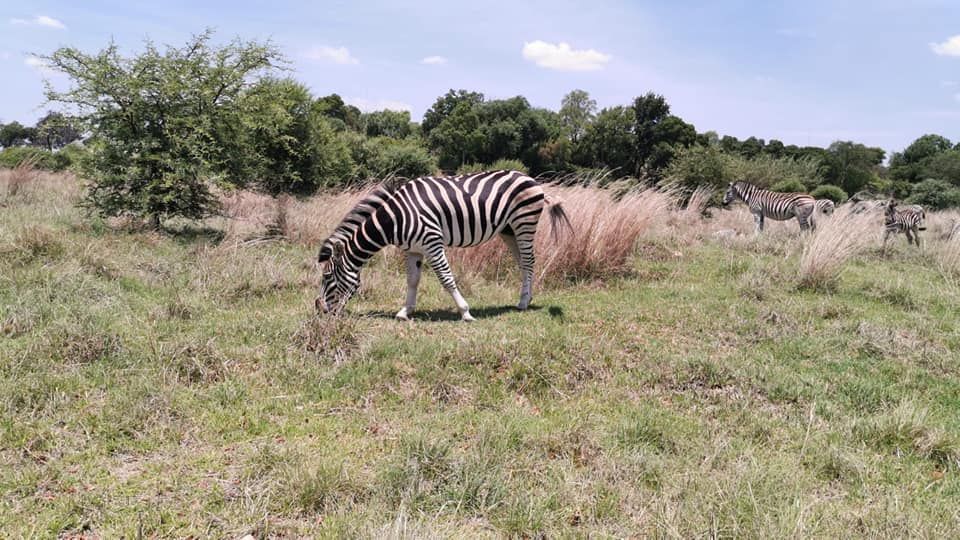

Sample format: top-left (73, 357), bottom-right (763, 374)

top-left (906, 178), bottom-right (960, 210)
top-left (244, 78), bottom-right (354, 194)
top-left (33, 111), bottom-right (81, 150)
top-left (0, 121), bottom-right (34, 148)
top-left (421, 89), bottom-right (484, 136)
top-left (315, 94), bottom-right (362, 131)
top-left (558, 89), bottom-right (596, 143)
top-left (891, 134), bottom-right (953, 183)
top-left (824, 141), bottom-right (884, 195)
top-left (574, 106), bottom-right (635, 172)
top-left (630, 92), bottom-right (696, 175)
top-left (42, 30), bottom-right (283, 227)
top-left (362, 109), bottom-right (412, 139)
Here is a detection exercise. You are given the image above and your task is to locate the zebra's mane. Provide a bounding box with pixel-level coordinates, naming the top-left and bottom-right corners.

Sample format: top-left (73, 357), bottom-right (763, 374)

top-left (318, 183), bottom-right (399, 261)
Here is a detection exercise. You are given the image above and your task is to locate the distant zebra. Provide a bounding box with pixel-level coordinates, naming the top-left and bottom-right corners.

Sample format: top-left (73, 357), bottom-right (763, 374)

top-left (815, 199), bottom-right (836, 216)
top-left (883, 200), bottom-right (926, 249)
top-left (722, 181), bottom-right (816, 232)
top-left (316, 170), bottom-right (572, 321)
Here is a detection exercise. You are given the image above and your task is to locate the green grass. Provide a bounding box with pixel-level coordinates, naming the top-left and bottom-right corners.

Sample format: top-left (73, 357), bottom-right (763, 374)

top-left (2, 182), bottom-right (960, 537)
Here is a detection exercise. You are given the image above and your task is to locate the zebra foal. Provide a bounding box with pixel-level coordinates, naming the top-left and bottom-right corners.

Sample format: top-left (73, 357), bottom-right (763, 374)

top-left (883, 200), bottom-right (925, 250)
top-left (316, 170), bottom-right (572, 321)
top-left (722, 181), bottom-right (816, 232)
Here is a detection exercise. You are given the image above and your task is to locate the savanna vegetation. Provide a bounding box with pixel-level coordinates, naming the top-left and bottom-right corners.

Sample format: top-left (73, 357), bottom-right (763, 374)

top-left (3, 30), bottom-right (960, 538)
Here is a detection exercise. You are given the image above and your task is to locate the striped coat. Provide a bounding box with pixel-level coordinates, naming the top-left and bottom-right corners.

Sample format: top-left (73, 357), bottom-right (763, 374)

top-left (883, 200), bottom-right (925, 248)
top-left (722, 181), bottom-right (816, 232)
top-left (316, 170), bottom-right (571, 321)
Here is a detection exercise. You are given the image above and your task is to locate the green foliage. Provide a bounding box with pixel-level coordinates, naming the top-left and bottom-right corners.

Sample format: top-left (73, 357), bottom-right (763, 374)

top-left (558, 89), bottom-right (596, 143)
top-left (33, 112), bottom-right (82, 150)
top-left (0, 146), bottom-right (72, 171)
top-left (245, 78), bottom-right (355, 194)
top-left (665, 145), bottom-right (822, 195)
top-left (0, 121), bottom-right (35, 148)
top-left (905, 179), bottom-right (960, 210)
top-left (573, 106), bottom-right (635, 174)
top-left (663, 144), bottom-right (727, 192)
top-left (631, 92), bottom-right (696, 175)
top-left (823, 141), bottom-right (884, 195)
top-left (770, 179), bottom-right (807, 193)
top-left (347, 134), bottom-right (436, 180)
top-left (810, 184), bottom-right (849, 203)
top-left (361, 109), bottom-right (412, 139)
top-left (315, 94), bottom-right (362, 131)
top-left (42, 30), bottom-right (284, 225)
top-left (891, 134), bottom-right (955, 183)
top-left (456, 158), bottom-right (528, 175)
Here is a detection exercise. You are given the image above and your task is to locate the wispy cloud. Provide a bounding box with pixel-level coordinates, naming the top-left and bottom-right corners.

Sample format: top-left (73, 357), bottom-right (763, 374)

top-left (10, 15), bottom-right (66, 29)
top-left (521, 40), bottom-right (611, 72)
top-left (420, 55), bottom-right (447, 65)
top-left (347, 98), bottom-right (412, 112)
top-left (24, 55), bottom-right (56, 75)
top-left (931, 35), bottom-right (960, 57)
top-left (304, 45), bottom-right (359, 65)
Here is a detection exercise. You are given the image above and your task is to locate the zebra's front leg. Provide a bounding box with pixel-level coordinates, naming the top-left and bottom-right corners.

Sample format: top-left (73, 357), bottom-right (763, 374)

top-left (754, 212), bottom-right (764, 233)
top-left (395, 253), bottom-right (423, 321)
top-left (426, 246), bottom-right (474, 322)
top-left (501, 232), bottom-right (535, 310)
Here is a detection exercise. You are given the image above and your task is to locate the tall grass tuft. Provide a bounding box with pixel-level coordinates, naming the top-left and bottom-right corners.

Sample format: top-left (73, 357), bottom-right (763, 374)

top-left (797, 207), bottom-right (878, 291)
top-left (1, 158), bottom-right (41, 198)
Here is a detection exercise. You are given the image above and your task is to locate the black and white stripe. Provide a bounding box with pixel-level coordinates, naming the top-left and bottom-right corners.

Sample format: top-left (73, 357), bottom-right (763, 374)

top-left (815, 199), bottom-right (836, 216)
top-left (722, 181), bottom-right (816, 232)
top-left (883, 200), bottom-right (925, 249)
top-left (316, 170), bottom-right (571, 321)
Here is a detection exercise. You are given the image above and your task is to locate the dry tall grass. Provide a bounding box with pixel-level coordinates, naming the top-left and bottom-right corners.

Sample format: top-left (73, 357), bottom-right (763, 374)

top-left (797, 207), bottom-right (879, 290)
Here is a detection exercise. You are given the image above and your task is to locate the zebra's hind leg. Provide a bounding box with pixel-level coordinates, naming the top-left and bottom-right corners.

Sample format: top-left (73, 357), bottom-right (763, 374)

top-left (425, 245), bottom-right (474, 322)
top-left (395, 253), bottom-right (423, 321)
top-left (501, 231), bottom-right (535, 310)
top-left (754, 212), bottom-right (764, 233)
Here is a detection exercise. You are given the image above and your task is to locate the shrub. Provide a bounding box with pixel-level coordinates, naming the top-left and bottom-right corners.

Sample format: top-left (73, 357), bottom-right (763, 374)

top-left (810, 184), bottom-right (849, 203)
top-left (906, 178), bottom-right (960, 210)
top-left (349, 135), bottom-right (437, 181)
top-left (457, 158), bottom-right (528, 175)
top-left (770, 179), bottom-right (807, 193)
top-left (0, 147), bottom-right (71, 171)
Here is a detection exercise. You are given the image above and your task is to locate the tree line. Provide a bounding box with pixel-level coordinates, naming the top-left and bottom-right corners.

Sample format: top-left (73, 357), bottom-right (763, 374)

top-left (3, 30), bottom-right (959, 225)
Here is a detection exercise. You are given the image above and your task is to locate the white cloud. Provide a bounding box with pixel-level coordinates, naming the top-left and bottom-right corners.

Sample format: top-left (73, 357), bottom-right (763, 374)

top-left (9, 15), bottom-right (66, 29)
top-left (521, 40), bottom-right (611, 71)
top-left (304, 45), bottom-right (359, 65)
top-left (25, 55), bottom-right (56, 75)
top-left (931, 35), bottom-right (960, 57)
top-left (347, 98), bottom-right (413, 113)
top-left (420, 55), bottom-right (447, 65)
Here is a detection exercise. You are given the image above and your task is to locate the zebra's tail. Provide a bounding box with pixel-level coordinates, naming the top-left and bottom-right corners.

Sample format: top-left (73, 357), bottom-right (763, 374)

top-left (544, 194), bottom-right (573, 243)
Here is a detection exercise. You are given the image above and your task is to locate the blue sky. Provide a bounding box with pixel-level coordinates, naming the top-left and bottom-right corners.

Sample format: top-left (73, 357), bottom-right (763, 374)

top-left (2, 0), bottom-right (959, 154)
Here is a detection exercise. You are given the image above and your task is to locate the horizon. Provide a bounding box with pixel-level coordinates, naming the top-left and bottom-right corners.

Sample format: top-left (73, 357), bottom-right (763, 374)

top-left (2, 1), bottom-right (960, 155)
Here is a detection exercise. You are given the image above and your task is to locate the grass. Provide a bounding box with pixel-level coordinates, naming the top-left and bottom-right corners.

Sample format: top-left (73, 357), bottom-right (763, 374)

top-left (2, 173), bottom-right (960, 537)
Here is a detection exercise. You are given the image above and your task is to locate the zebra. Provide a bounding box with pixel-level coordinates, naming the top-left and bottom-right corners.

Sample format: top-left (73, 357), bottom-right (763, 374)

top-left (316, 170), bottom-right (572, 322)
top-left (815, 199), bottom-right (836, 216)
top-left (722, 181), bottom-right (816, 232)
top-left (883, 200), bottom-right (926, 249)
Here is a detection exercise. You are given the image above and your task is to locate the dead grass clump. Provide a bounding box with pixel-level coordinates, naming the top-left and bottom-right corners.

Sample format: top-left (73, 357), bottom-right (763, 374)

top-left (2, 158), bottom-right (41, 198)
top-left (854, 401), bottom-right (960, 467)
top-left (293, 316), bottom-right (360, 363)
top-left (47, 326), bottom-right (123, 366)
top-left (1, 226), bottom-right (65, 266)
top-left (797, 208), bottom-right (878, 291)
top-left (283, 185), bottom-right (377, 246)
top-left (932, 235), bottom-right (960, 285)
top-left (164, 340), bottom-right (227, 384)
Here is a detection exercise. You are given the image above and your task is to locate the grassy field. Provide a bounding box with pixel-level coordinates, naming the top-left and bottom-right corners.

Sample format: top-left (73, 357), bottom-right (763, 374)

top-left (2, 170), bottom-right (960, 538)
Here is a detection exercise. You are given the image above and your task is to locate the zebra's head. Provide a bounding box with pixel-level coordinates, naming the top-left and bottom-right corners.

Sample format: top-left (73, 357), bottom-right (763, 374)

top-left (722, 183), bottom-right (738, 206)
top-left (315, 239), bottom-right (360, 315)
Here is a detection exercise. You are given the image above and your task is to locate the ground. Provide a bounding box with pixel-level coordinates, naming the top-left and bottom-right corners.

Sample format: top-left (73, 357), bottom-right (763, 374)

top-left (1, 173), bottom-right (959, 538)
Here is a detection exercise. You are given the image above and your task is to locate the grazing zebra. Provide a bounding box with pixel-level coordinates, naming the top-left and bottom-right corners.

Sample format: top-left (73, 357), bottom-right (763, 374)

top-left (815, 199), bottom-right (836, 216)
top-left (883, 200), bottom-right (926, 249)
top-left (722, 181), bottom-right (816, 232)
top-left (316, 170), bottom-right (572, 321)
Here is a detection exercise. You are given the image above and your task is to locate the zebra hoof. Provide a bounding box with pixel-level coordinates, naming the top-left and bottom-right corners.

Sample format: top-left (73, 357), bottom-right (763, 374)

top-left (517, 300), bottom-right (531, 311)
top-left (461, 312), bottom-right (476, 322)
top-left (395, 307), bottom-right (412, 321)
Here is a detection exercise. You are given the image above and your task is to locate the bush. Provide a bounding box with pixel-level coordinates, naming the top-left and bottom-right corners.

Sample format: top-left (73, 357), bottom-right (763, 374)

top-left (810, 184), bottom-right (849, 203)
top-left (770, 179), bottom-right (808, 193)
top-left (665, 145), bottom-right (822, 199)
top-left (349, 136), bottom-right (437, 181)
top-left (0, 147), bottom-right (71, 171)
top-left (456, 159), bottom-right (528, 175)
top-left (906, 178), bottom-right (960, 210)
